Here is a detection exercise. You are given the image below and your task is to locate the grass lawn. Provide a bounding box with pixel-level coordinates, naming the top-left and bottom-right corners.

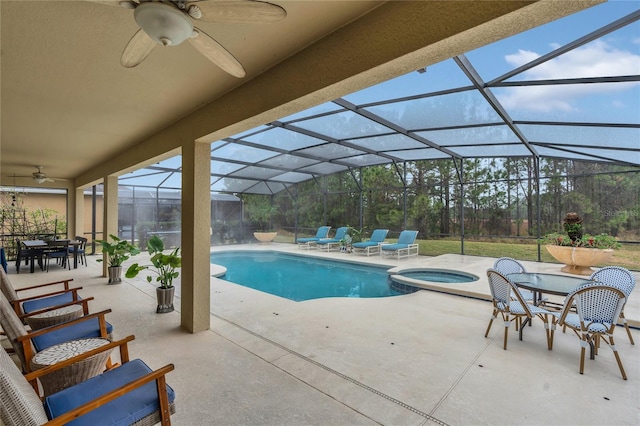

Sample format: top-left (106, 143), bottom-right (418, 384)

top-left (417, 239), bottom-right (640, 271)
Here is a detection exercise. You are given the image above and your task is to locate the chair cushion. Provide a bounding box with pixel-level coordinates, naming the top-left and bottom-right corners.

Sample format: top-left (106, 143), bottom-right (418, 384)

top-left (44, 359), bottom-right (175, 426)
top-left (22, 292), bottom-right (77, 313)
top-left (381, 243), bottom-right (408, 251)
top-left (297, 237), bottom-right (320, 243)
top-left (369, 229), bottom-right (388, 243)
top-left (32, 318), bottom-right (113, 352)
top-left (560, 313), bottom-right (611, 333)
top-left (397, 231), bottom-right (417, 245)
top-left (316, 238), bottom-right (339, 245)
top-left (352, 241), bottom-right (378, 248)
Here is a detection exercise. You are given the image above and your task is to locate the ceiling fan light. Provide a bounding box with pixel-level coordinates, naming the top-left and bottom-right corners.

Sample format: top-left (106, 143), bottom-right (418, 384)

top-left (134, 3), bottom-right (194, 47)
top-left (34, 177), bottom-right (46, 184)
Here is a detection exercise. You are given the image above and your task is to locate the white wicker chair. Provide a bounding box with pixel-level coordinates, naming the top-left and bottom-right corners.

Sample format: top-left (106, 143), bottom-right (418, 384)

top-left (485, 268), bottom-right (554, 350)
top-left (493, 257), bottom-right (537, 303)
top-left (589, 266), bottom-right (636, 345)
top-left (554, 283), bottom-right (627, 379)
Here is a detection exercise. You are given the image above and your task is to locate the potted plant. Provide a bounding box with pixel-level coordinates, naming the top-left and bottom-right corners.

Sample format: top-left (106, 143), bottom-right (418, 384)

top-left (245, 196), bottom-right (279, 243)
top-left (540, 212), bottom-right (621, 275)
top-left (96, 234), bottom-right (141, 284)
top-left (125, 235), bottom-right (181, 313)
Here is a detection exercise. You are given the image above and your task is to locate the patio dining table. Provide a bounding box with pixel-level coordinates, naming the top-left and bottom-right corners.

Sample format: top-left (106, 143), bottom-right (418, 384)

top-left (21, 239), bottom-right (83, 273)
top-left (507, 272), bottom-right (594, 307)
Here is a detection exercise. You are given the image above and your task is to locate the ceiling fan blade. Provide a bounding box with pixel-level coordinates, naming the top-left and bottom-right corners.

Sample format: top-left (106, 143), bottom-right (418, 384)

top-left (188, 1), bottom-right (286, 23)
top-left (121, 29), bottom-right (157, 68)
top-left (189, 27), bottom-right (246, 78)
top-left (85, 0), bottom-right (136, 8)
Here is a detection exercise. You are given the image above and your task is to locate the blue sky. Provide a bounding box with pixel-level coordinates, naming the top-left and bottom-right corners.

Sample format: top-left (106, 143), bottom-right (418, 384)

top-left (341, 1), bottom-right (639, 124)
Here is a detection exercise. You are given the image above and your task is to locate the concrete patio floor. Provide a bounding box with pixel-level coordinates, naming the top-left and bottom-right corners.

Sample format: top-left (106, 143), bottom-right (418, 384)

top-left (5, 244), bottom-right (639, 425)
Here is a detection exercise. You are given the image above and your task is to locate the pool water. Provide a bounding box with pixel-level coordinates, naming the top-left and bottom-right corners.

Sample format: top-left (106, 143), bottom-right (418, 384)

top-left (399, 270), bottom-right (477, 283)
top-left (210, 251), bottom-right (401, 301)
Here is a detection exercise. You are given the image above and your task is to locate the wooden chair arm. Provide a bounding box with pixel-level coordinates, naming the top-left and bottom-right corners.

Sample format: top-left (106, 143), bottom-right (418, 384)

top-left (15, 279), bottom-right (74, 292)
top-left (19, 297), bottom-right (95, 320)
top-left (24, 335), bottom-right (135, 385)
top-left (12, 287), bottom-right (83, 305)
top-left (17, 309), bottom-right (112, 341)
top-left (43, 363), bottom-right (175, 426)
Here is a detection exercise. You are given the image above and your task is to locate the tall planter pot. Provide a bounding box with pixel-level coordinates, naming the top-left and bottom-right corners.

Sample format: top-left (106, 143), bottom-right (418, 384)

top-left (156, 287), bottom-right (175, 314)
top-left (545, 245), bottom-right (615, 276)
top-left (108, 266), bottom-right (122, 284)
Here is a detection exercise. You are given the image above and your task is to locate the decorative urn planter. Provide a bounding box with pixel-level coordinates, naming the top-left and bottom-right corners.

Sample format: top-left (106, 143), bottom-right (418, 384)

top-left (545, 245), bottom-right (614, 275)
top-left (254, 232), bottom-right (277, 243)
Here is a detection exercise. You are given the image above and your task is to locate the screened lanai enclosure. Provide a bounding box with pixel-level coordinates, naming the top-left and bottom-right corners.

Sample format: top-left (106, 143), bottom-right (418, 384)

top-left (116, 5), bottom-right (639, 255)
top-left (2, 3), bottom-right (639, 267)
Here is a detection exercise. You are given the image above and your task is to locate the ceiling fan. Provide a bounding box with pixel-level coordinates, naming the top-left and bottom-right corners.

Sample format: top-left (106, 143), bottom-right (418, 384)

top-left (18, 166), bottom-right (67, 184)
top-left (94, 0), bottom-right (287, 77)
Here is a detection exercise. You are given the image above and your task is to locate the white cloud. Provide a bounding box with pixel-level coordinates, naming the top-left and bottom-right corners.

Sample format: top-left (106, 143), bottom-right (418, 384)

top-left (497, 40), bottom-right (640, 112)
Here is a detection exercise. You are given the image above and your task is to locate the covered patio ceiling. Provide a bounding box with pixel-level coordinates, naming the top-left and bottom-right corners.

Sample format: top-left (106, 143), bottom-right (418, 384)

top-left (119, 3), bottom-right (640, 195)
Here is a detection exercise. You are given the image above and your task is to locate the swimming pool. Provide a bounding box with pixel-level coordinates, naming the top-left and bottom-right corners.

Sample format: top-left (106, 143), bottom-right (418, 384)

top-left (210, 251), bottom-right (402, 301)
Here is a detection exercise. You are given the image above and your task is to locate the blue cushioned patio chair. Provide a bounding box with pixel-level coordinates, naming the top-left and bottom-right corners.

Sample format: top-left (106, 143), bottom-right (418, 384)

top-left (485, 269), bottom-right (554, 350)
top-left (0, 291), bottom-right (114, 376)
top-left (351, 229), bottom-right (389, 256)
top-left (0, 336), bottom-right (176, 426)
top-left (589, 266), bottom-right (636, 345)
top-left (553, 282), bottom-right (627, 379)
top-left (316, 227), bottom-right (349, 252)
top-left (0, 268), bottom-right (90, 330)
top-left (380, 230), bottom-right (419, 259)
top-left (297, 226), bottom-right (331, 249)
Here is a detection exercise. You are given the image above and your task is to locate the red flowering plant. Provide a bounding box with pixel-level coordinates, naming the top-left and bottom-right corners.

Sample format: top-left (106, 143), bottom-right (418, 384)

top-left (540, 232), bottom-right (620, 249)
top-left (540, 213), bottom-right (621, 250)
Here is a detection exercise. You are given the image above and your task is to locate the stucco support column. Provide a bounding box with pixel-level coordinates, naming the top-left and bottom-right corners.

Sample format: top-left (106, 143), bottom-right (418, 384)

top-left (102, 176), bottom-right (118, 277)
top-left (181, 141), bottom-right (211, 333)
top-left (74, 187), bottom-right (85, 239)
top-left (65, 184), bottom-right (76, 240)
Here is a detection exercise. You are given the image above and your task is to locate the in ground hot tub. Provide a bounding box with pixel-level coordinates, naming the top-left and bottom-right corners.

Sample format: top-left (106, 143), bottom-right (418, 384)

top-left (388, 268), bottom-right (480, 293)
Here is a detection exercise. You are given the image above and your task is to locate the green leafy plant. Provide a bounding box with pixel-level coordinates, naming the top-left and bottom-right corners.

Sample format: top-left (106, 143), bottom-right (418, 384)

top-left (346, 226), bottom-right (363, 243)
top-left (125, 235), bottom-right (181, 289)
top-left (96, 234), bottom-right (140, 267)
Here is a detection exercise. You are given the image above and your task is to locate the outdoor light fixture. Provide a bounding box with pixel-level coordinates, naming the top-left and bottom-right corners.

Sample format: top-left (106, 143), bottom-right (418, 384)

top-left (134, 2), bottom-right (194, 46)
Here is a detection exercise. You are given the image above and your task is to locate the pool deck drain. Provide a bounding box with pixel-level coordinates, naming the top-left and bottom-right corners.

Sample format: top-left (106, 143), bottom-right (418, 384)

top-left (212, 311), bottom-right (450, 426)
